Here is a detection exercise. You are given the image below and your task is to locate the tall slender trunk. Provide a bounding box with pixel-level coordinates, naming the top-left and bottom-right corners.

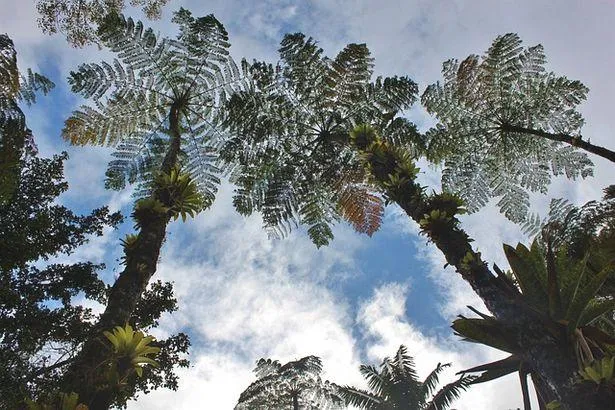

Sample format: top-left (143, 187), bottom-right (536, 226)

top-left (60, 102), bottom-right (184, 409)
top-left (356, 138), bottom-right (615, 409)
top-left (500, 123), bottom-right (615, 163)
top-left (292, 392), bottom-right (299, 410)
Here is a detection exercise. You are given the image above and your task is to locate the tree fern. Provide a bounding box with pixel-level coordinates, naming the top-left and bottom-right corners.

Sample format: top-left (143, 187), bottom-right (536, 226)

top-left (221, 33), bottom-right (419, 246)
top-left (422, 33), bottom-right (600, 224)
top-left (236, 356), bottom-right (344, 410)
top-left (59, 11), bottom-right (247, 406)
top-left (63, 10), bottom-right (247, 200)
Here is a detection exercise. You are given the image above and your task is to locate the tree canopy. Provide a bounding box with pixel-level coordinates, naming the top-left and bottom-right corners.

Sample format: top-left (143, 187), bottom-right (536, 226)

top-left (340, 345), bottom-right (475, 410)
top-left (58, 10), bottom-right (246, 407)
top-left (422, 33), bottom-right (599, 223)
top-left (0, 34), bottom-right (54, 202)
top-left (236, 356), bottom-right (344, 410)
top-left (36, 0), bottom-right (173, 47)
top-left (221, 33), bottom-right (420, 246)
top-left (0, 153), bottom-right (190, 409)
top-left (3, 4), bottom-right (615, 409)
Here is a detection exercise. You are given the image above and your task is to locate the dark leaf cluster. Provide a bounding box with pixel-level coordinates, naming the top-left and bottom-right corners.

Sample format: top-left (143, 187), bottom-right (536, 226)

top-left (221, 33), bottom-right (420, 246)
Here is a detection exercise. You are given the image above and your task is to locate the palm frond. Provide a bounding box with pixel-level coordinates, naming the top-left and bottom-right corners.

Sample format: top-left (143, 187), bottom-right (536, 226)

top-left (359, 364), bottom-right (388, 397)
top-left (423, 375), bottom-right (475, 410)
top-left (391, 345), bottom-right (419, 383)
top-left (420, 362), bottom-right (452, 400)
top-left (339, 386), bottom-right (381, 409)
top-left (348, 346), bottom-right (469, 410)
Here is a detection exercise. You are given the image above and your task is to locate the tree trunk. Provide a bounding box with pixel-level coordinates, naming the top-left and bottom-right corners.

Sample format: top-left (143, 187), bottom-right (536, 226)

top-left (500, 123), bottom-right (615, 163)
top-left (292, 392), bottom-right (299, 410)
top-left (357, 138), bottom-right (615, 409)
top-left (60, 103), bottom-right (184, 409)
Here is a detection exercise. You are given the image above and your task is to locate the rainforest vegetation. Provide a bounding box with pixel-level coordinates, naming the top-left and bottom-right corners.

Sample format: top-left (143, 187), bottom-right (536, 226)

top-left (1, 1), bottom-right (614, 409)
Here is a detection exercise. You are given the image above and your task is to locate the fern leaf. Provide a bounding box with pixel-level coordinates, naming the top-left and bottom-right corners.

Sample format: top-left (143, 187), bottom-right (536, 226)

top-left (422, 33), bottom-right (593, 224)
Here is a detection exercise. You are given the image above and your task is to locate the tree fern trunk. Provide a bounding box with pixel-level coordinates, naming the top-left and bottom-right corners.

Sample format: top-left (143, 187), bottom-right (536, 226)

top-left (292, 392), bottom-right (299, 410)
top-left (60, 104), bottom-right (183, 409)
top-left (500, 123), bottom-right (615, 163)
top-left (358, 139), bottom-right (615, 409)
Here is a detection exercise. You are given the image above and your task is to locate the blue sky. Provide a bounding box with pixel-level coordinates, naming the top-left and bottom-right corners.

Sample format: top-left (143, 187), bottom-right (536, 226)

top-left (3, 0), bottom-right (615, 408)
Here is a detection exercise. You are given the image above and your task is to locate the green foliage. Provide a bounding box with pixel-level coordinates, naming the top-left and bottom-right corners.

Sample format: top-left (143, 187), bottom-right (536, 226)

top-left (131, 197), bottom-right (169, 230)
top-left (0, 154), bottom-right (119, 408)
top-left (63, 9), bottom-right (246, 205)
top-left (578, 356), bottom-right (615, 385)
top-left (453, 210), bottom-right (615, 406)
top-left (25, 391), bottom-right (88, 410)
top-left (36, 0), bottom-right (172, 47)
top-left (120, 234), bottom-right (139, 265)
top-left (128, 168), bottom-right (203, 230)
top-left (154, 167), bottom-right (204, 221)
top-left (103, 324), bottom-right (160, 379)
top-left (0, 34), bottom-right (54, 202)
top-left (221, 33), bottom-right (420, 246)
top-left (0, 153), bottom-right (189, 408)
top-left (236, 356), bottom-right (344, 409)
top-left (341, 345), bottom-right (474, 409)
top-left (422, 33), bottom-right (593, 223)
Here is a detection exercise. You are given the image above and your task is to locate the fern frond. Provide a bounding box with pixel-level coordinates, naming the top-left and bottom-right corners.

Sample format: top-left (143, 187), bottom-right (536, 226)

top-left (64, 10), bottom-right (246, 202)
top-left (422, 33), bottom-right (593, 224)
top-left (337, 184), bottom-right (384, 236)
top-left (220, 32), bottom-right (419, 246)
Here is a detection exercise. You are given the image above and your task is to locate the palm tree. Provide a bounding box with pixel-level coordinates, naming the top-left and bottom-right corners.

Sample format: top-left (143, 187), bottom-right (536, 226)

top-left (341, 345), bottom-right (474, 410)
top-left (59, 10), bottom-right (246, 407)
top-left (236, 356), bottom-right (344, 410)
top-left (221, 33), bottom-right (614, 409)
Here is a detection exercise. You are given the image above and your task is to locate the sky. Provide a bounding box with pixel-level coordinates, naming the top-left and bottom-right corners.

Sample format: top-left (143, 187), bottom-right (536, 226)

top-left (2, 0), bottom-right (615, 409)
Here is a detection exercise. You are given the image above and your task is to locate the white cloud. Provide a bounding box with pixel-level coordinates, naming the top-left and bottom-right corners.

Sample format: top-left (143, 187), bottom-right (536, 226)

top-left (128, 184), bottom-right (365, 408)
top-left (357, 282), bottom-right (536, 410)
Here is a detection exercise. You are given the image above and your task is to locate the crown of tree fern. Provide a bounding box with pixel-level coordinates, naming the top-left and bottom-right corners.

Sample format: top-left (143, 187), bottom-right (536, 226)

top-left (221, 33), bottom-right (421, 246)
top-left (236, 356), bottom-right (344, 410)
top-left (422, 33), bottom-right (594, 223)
top-left (62, 9), bottom-right (248, 206)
